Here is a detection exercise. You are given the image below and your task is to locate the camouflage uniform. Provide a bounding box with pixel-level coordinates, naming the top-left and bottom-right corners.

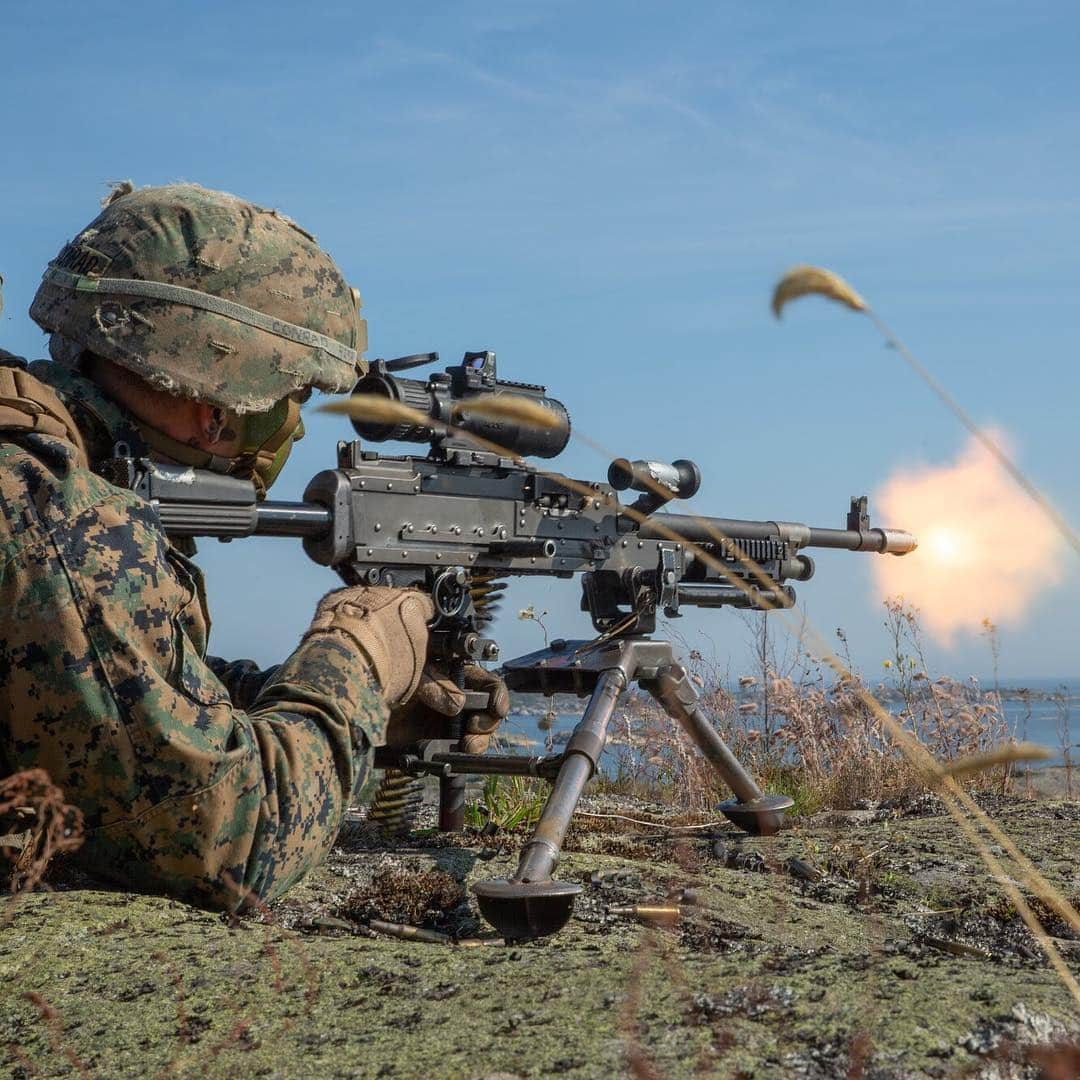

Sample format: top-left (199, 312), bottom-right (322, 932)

top-left (0, 185), bottom-right (386, 910)
top-left (0, 359), bottom-right (386, 908)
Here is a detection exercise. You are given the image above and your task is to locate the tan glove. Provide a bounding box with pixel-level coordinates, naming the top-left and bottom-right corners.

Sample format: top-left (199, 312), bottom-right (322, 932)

top-left (385, 663), bottom-right (510, 755)
top-left (303, 585), bottom-right (434, 708)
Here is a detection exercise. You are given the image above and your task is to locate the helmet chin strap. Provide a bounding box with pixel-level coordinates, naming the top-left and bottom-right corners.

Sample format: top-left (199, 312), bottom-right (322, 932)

top-left (137, 422), bottom-right (240, 474)
top-left (136, 395), bottom-right (303, 498)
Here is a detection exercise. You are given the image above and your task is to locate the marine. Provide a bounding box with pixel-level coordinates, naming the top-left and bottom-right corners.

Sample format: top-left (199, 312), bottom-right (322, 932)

top-left (0, 183), bottom-right (507, 909)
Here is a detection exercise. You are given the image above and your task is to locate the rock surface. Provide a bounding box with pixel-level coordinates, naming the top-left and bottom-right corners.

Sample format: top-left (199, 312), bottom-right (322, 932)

top-left (1, 796), bottom-right (1078, 1078)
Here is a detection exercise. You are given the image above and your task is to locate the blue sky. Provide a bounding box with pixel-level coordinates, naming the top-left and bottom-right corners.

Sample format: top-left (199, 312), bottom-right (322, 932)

top-left (3, 1), bottom-right (1077, 679)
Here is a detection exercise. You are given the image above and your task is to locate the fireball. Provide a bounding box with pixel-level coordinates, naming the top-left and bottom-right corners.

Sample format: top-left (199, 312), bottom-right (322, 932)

top-left (873, 432), bottom-right (1063, 643)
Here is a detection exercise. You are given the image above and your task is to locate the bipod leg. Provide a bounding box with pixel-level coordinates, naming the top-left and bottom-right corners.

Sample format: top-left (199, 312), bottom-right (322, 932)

top-left (474, 665), bottom-right (629, 939)
top-left (438, 663), bottom-right (468, 831)
top-left (643, 663), bottom-right (793, 836)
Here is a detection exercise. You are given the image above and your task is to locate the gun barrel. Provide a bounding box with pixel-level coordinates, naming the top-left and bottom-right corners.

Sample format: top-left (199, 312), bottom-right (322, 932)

top-left (639, 515), bottom-right (916, 555)
top-left (254, 503), bottom-right (333, 538)
top-left (805, 526), bottom-right (917, 555)
top-left (140, 462), bottom-right (334, 540)
top-left (154, 498), bottom-right (331, 539)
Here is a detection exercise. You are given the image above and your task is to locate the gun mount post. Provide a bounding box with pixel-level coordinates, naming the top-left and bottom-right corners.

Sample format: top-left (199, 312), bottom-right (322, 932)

top-left (474, 636), bottom-right (794, 940)
top-left (439, 678), bottom-right (468, 832)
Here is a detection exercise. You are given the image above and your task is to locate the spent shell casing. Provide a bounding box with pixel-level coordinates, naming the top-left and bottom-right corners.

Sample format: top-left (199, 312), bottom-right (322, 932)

top-left (608, 904), bottom-right (682, 923)
top-left (368, 919), bottom-right (450, 944)
top-left (920, 935), bottom-right (991, 960)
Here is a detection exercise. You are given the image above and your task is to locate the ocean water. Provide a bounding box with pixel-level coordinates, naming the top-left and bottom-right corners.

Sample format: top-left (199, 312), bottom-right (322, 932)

top-left (504, 678), bottom-right (1079, 771)
top-left (991, 679), bottom-right (1079, 762)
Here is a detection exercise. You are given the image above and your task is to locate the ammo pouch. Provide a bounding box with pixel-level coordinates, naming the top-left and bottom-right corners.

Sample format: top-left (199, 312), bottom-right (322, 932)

top-left (0, 358), bottom-right (89, 469)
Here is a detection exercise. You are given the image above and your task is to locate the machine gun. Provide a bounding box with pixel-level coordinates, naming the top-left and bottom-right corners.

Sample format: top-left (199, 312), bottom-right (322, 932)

top-left (115, 350), bottom-right (916, 939)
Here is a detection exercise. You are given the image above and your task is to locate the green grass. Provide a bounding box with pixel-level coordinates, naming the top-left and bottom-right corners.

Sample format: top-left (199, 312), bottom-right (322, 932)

top-left (465, 774), bottom-right (546, 831)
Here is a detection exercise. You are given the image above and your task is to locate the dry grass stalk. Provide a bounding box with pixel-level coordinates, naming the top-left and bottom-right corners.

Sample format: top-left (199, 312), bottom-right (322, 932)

top-left (781, 605), bottom-right (1080, 1000)
top-left (223, 874), bottom-right (320, 1007)
top-left (22, 991), bottom-right (92, 1079)
top-left (866, 304), bottom-right (1080, 559)
top-left (578, 426), bottom-right (1080, 1000)
top-left (319, 349), bottom-right (1080, 1006)
top-left (600, 593), bottom-right (1080, 1006)
top-left (452, 394), bottom-right (566, 430)
top-left (607, 441), bottom-right (1079, 1001)
top-left (769, 264), bottom-right (1079, 557)
top-left (941, 742), bottom-right (1053, 778)
top-left (821, 662), bottom-right (1080, 1001)
top-left (317, 394), bottom-right (433, 429)
top-left (620, 931), bottom-right (661, 1079)
top-left (1054, 688), bottom-right (1074, 800)
top-left (606, 608), bottom-right (1035, 815)
top-left (770, 265), bottom-right (867, 318)
top-left (0, 768), bottom-right (84, 894)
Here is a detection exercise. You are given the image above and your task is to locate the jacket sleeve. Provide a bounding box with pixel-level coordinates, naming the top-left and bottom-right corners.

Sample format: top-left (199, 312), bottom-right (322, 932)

top-left (0, 487), bottom-right (386, 910)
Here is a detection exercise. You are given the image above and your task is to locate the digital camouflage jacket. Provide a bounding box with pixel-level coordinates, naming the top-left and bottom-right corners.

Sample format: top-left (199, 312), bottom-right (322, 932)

top-left (0, 360), bottom-right (385, 909)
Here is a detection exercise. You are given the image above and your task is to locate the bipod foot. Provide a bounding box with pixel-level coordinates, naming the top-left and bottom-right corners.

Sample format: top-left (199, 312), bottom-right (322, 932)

top-left (719, 793), bottom-right (793, 836)
top-left (473, 879), bottom-right (582, 941)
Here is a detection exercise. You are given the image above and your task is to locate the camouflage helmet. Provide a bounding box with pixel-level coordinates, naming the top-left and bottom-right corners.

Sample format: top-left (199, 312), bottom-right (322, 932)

top-left (30, 183), bottom-right (367, 414)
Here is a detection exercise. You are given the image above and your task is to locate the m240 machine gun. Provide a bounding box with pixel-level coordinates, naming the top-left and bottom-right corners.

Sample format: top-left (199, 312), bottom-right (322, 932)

top-left (122, 350), bottom-right (916, 939)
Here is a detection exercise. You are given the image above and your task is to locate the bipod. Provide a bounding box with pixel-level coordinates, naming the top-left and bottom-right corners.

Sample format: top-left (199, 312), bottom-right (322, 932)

top-left (473, 636), bottom-right (793, 940)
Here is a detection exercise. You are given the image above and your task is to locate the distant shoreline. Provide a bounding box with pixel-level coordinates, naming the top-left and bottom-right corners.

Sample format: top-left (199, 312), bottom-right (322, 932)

top-left (508, 680), bottom-right (1080, 714)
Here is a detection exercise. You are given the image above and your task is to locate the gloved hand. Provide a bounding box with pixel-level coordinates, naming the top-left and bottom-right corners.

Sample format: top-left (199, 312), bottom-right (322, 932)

top-left (303, 585), bottom-right (434, 708)
top-left (303, 585), bottom-right (509, 753)
top-left (385, 663), bottom-right (510, 754)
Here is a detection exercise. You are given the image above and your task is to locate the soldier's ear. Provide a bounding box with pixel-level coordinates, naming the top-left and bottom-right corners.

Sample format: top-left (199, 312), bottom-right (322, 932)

top-left (196, 403), bottom-right (226, 445)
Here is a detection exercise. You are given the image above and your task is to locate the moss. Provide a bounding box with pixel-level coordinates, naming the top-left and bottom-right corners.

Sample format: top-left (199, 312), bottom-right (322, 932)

top-left (1, 799), bottom-right (1077, 1078)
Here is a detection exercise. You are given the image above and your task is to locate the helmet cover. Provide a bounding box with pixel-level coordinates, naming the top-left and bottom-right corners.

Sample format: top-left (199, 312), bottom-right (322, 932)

top-left (30, 183), bottom-right (367, 413)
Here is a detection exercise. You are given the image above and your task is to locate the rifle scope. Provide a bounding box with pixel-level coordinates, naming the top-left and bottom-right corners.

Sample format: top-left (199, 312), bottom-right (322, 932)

top-left (349, 350), bottom-right (571, 459)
